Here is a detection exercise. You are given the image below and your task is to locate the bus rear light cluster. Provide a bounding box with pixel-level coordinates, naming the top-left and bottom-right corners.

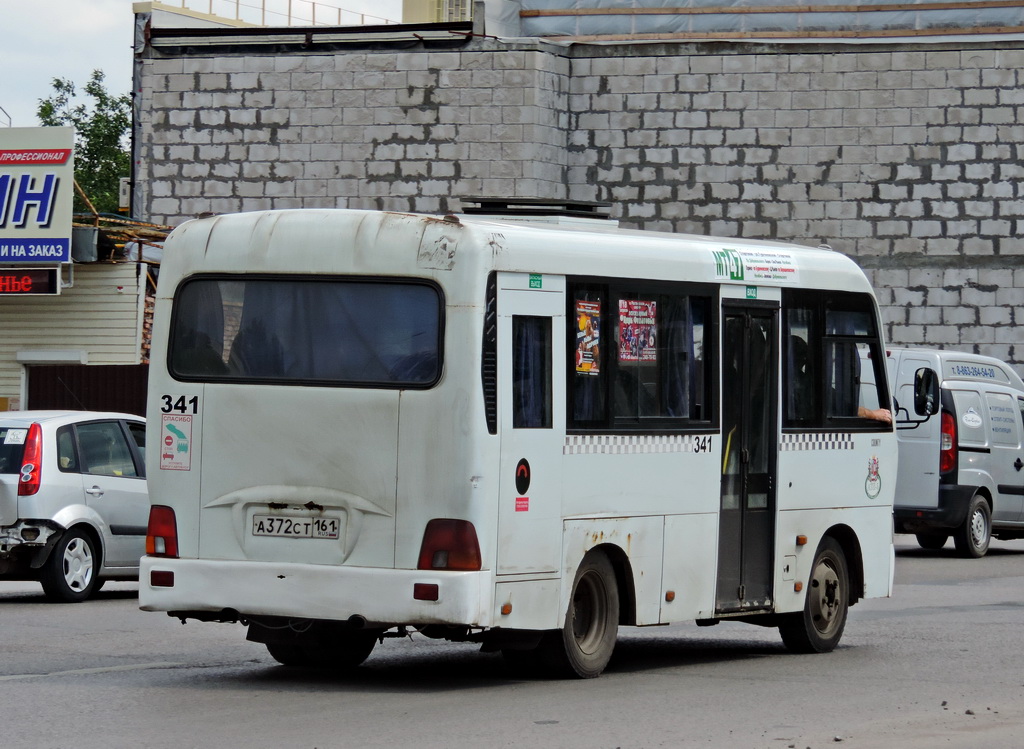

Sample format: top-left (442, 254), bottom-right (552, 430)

top-left (146, 505), bottom-right (179, 558)
top-left (417, 518), bottom-right (481, 571)
top-left (17, 423), bottom-right (43, 497)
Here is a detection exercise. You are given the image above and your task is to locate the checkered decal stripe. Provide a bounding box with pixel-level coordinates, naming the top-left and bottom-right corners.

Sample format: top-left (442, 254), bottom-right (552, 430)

top-left (780, 433), bottom-right (855, 451)
top-left (564, 434), bottom-right (698, 455)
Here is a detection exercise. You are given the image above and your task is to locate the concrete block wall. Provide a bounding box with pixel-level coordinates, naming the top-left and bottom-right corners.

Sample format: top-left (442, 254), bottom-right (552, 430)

top-left (136, 39), bottom-right (569, 219)
top-left (135, 36), bottom-right (1024, 368)
top-left (561, 43), bottom-right (1024, 368)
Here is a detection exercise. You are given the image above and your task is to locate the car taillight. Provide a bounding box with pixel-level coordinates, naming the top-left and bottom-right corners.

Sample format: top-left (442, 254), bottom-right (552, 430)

top-left (17, 423), bottom-right (43, 497)
top-left (939, 410), bottom-right (957, 474)
top-left (417, 519), bottom-right (481, 571)
top-left (146, 505), bottom-right (179, 558)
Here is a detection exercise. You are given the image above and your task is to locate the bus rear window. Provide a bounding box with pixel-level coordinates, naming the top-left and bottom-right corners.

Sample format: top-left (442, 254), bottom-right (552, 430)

top-left (168, 276), bottom-right (443, 387)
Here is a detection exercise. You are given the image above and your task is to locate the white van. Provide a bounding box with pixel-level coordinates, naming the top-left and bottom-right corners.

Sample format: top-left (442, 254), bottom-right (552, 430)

top-left (888, 347), bottom-right (1024, 557)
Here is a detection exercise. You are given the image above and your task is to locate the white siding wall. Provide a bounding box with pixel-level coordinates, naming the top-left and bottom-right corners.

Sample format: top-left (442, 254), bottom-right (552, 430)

top-left (0, 263), bottom-right (145, 408)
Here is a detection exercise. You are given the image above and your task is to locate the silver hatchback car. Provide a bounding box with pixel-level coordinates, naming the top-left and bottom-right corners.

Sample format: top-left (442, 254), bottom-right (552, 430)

top-left (0, 411), bottom-right (147, 602)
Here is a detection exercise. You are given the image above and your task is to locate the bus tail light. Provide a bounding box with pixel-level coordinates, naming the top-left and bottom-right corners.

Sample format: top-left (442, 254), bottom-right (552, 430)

top-left (17, 423), bottom-right (43, 496)
top-left (146, 505), bottom-right (179, 558)
top-left (939, 410), bottom-right (957, 475)
top-left (417, 519), bottom-right (481, 571)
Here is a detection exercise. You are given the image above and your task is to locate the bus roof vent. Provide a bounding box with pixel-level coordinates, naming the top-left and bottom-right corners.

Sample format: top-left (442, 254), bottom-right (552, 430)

top-left (458, 198), bottom-right (615, 226)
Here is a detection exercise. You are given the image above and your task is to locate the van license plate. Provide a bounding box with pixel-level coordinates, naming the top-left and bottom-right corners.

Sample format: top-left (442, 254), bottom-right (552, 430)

top-left (252, 515), bottom-right (340, 539)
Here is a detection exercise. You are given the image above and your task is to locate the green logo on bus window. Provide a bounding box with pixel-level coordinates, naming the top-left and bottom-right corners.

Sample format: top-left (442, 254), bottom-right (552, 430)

top-left (529, 274), bottom-right (542, 289)
top-left (746, 286), bottom-right (757, 299)
top-left (712, 249), bottom-right (744, 281)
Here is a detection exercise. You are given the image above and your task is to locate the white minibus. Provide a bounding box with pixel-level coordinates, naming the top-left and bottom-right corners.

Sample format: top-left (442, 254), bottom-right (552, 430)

top-left (140, 205), bottom-right (901, 677)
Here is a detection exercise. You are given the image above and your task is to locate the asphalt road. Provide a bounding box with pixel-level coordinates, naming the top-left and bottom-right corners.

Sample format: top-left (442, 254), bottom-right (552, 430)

top-left (2, 537), bottom-right (1022, 749)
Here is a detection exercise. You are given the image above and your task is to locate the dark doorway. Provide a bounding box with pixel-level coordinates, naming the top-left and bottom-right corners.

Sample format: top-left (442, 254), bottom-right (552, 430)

top-left (27, 364), bottom-right (149, 417)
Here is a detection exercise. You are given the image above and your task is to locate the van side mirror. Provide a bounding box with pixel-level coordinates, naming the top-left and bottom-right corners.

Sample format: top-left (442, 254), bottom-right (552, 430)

top-left (913, 367), bottom-right (939, 416)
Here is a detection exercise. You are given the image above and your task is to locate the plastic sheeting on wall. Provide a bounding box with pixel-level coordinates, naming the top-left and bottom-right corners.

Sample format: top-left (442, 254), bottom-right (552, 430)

top-left (514, 1), bottom-right (1024, 39)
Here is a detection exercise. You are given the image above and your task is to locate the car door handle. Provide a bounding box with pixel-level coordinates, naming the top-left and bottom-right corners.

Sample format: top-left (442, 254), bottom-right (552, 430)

top-left (85, 486), bottom-right (104, 497)
top-left (1015, 458), bottom-right (1023, 472)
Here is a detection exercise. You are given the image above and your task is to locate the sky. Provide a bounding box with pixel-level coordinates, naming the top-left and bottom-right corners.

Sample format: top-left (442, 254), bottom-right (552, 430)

top-left (0, 0), bottom-right (403, 130)
top-left (1, 0), bottom-right (136, 128)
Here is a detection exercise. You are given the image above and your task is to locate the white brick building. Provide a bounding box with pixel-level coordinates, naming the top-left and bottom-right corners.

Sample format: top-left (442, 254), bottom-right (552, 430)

top-left (131, 8), bottom-right (1024, 368)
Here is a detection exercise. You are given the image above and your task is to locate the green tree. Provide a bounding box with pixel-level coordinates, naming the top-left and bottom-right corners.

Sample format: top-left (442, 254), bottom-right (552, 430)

top-left (37, 69), bottom-right (131, 215)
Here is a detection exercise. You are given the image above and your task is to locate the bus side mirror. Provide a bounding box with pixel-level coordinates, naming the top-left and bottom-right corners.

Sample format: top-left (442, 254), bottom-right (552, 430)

top-left (913, 367), bottom-right (939, 416)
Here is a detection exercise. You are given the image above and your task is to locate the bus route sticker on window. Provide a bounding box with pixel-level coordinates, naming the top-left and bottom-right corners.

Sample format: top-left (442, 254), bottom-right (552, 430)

top-left (160, 414), bottom-right (193, 471)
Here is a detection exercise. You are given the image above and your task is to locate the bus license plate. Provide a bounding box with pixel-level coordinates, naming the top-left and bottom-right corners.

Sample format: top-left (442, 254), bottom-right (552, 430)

top-left (252, 515), bottom-right (340, 539)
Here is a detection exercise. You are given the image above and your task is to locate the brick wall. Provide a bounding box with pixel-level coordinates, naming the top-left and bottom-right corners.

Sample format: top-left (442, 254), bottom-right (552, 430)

top-left (134, 36), bottom-right (1024, 368)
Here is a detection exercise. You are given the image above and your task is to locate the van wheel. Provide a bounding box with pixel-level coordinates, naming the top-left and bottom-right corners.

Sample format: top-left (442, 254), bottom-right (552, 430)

top-left (779, 537), bottom-right (848, 654)
top-left (954, 494), bottom-right (991, 558)
top-left (915, 533), bottom-right (948, 550)
top-left (540, 551), bottom-right (619, 678)
top-left (266, 631), bottom-right (379, 670)
top-left (40, 527), bottom-right (99, 603)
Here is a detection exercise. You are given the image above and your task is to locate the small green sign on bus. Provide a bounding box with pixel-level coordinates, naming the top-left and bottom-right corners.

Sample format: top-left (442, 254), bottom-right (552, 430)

top-left (529, 274), bottom-right (543, 289)
top-left (746, 286), bottom-right (757, 299)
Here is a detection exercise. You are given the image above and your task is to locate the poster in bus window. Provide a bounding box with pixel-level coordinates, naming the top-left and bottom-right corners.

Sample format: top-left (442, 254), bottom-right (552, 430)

top-left (618, 300), bottom-right (657, 364)
top-left (575, 300), bottom-right (601, 375)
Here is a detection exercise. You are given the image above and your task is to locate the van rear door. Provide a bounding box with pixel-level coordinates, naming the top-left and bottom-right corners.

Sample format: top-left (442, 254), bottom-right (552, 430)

top-left (892, 351), bottom-right (941, 509)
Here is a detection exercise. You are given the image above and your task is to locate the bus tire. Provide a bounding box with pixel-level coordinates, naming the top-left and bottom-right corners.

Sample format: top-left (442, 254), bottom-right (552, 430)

top-left (541, 551), bottom-right (619, 678)
top-left (953, 494), bottom-right (991, 559)
top-left (915, 533), bottom-right (948, 550)
top-left (266, 631), bottom-right (378, 670)
top-left (779, 537), bottom-right (848, 654)
top-left (40, 527), bottom-right (100, 603)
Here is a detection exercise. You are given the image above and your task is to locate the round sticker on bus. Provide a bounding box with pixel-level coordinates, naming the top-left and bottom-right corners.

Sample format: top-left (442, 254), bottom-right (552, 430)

top-left (962, 408), bottom-right (983, 429)
top-left (515, 459), bottom-right (531, 495)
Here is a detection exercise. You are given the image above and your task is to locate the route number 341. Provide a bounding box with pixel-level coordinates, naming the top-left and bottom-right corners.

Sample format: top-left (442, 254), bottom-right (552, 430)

top-left (161, 395), bottom-right (199, 414)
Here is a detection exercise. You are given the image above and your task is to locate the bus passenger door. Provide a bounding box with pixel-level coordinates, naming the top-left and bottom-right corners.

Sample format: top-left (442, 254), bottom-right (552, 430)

top-left (496, 273), bottom-right (566, 575)
top-left (717, 305), bottom-right (778, 613)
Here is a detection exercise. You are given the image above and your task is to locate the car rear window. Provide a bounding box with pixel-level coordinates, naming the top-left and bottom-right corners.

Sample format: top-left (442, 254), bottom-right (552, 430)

top-left (168, 276), bottom-right (444, 388)
top-left (0, 427), bottom-right (28, 474)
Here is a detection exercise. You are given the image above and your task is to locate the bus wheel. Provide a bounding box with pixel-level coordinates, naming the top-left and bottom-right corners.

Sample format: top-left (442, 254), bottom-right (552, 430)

top-left (779, 537), bottom-right (848, 654)
top-left (542, 551), bottom-right (619, 678)
top-left (953, 494), bottom-right (991, 559)
top-left (915, 533), bottom-right (948, 550)
top-left (266, 631), bottom-right (378, 670)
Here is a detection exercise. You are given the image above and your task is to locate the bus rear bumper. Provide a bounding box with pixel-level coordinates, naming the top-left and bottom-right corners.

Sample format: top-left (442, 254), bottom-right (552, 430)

top-left (139, 556), bottom-right (494, 628)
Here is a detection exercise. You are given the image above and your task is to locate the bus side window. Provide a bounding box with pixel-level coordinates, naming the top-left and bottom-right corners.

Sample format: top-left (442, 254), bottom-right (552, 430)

top-left (825, 339), bottom-right (861, 418)
top-left (572, 292), bottom-right (606, 424)
top-left (783, 291), bottom-right (890, 428)
top-left (513, 316), bottom-right (552, 429)
top-left (784, 308), bottom-right (814, 424)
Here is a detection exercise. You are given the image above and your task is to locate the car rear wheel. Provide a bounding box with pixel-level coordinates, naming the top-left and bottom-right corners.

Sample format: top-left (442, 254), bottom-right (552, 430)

top-left (40, 527), bottom-right (100, 603)
top-left (954, 494), bottom-right (991, 558)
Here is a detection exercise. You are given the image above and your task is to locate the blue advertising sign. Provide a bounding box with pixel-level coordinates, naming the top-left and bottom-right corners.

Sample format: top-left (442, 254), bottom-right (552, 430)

top-left (0, 127), bottom-right (74, 264)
